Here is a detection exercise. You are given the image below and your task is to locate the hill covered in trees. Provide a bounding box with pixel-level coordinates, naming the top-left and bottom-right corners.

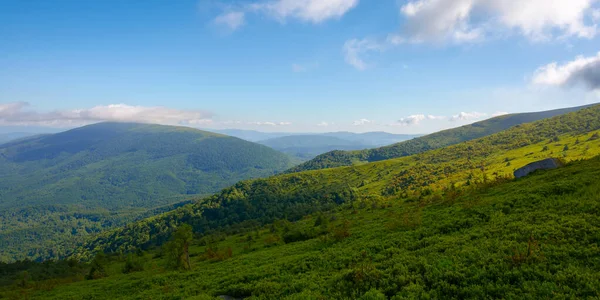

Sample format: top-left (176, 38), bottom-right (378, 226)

top-left (69, 104), bottom-right (600, 260)
top-left (2, 153), bottom-right (600, 299)
top-left (0, 122), bottom-right (294, 262)
top-left (288, 103), bottom-right (596, 173)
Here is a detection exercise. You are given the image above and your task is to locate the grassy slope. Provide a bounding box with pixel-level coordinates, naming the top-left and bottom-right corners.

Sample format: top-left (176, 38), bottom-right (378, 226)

top-left (4, 155), bottom-right (600, 299)
top-left (70, 105), bottom-right (600, 261)
top-left (289, 103), bottom-right (597, 173)
top-left (0, 122), bottom-right (294, 262)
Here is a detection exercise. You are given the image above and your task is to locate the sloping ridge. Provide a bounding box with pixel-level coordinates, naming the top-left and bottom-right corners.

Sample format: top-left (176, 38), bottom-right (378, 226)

top-left (288, 103), bottom-right (597, 173)
top-left (71, 104), bottom-right (600, 259)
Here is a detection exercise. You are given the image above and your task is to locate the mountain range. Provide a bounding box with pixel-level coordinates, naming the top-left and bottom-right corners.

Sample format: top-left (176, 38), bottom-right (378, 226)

top-left (289, 103), bottom-right (597, 173)
top-left (73, 104), bottom-right (600, 258)
top-left (257, 132), bottom-right (420, 160)
top-left (0, 122), bottom-right (293, 261)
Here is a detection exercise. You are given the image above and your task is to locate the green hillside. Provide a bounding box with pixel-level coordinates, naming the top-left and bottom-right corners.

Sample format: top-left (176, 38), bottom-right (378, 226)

top-left (70, 104), bottom-right (600, 260)
top-left (2, 154), bottom-right (600, 299)
top-left (0, 122), bottom-right (294, 262)
top-left (289, 103), bottom-right (596, 173)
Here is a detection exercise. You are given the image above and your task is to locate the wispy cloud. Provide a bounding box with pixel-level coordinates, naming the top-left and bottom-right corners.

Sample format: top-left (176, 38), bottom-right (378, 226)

top-left (213, 11), bottom-right (245, 30)
top-left (492, 111), bottom-right (509, 117)
top-left (343, 39), bottom-right (383, 70)
top-left (247, 121), bottom-right (292, 126)
top-left (353, 118), bottom-right (374, 126)
top-left (213, 0), bottom-right (359, 31)
top-left (0, 102), bottom-right (213, 127)
top-left (317, 121), bottom-right (330, 127)
top-left (533, 51), bottom-right (600, 91)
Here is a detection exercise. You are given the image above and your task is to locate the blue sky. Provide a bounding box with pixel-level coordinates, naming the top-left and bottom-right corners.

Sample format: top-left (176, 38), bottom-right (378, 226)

top-left (1, 0), bottom-right (600, 134)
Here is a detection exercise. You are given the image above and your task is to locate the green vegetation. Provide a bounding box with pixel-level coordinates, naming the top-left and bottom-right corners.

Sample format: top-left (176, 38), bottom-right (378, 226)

top-left (70, 105), bottom-right (600, 260)
top-left (2, 155), bottom-right (600, 299)
top-left (0, 122), bottom-right (294, 262)
top-left (289, 103), bottom-right (596, 173)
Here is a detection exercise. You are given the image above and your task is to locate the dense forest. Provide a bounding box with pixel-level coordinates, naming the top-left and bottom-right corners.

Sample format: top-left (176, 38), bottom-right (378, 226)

top-left (2, 154), bottom-right (599, 299)
top-left (289, 103), bottom-right (596, 173)
top-left (0, 122), bottom-right (294, 262)
top-left (69, 105), bottom-right (600, 260)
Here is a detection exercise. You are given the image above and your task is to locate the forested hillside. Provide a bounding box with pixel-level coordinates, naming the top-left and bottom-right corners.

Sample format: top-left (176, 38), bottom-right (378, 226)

top-left (3, 153), bottom-right (600, 299)
top-left (70, 105), bottom-right (600, 260)
top-left (0, 122), bottom-right (294, 262)
top-left (289, 103), bottom-right (596, 173)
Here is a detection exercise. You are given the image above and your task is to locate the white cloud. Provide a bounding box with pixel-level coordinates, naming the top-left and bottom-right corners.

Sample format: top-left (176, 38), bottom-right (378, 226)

top-left (317, 121), bottom-right (329, 127)
top-left (343, 0), bottom-right (599, 69)
top-left (450, 111), bottom-right (487, 121)
top-left (427, 114), bottom-right (446, 120)
top-left (343, 39), bottom-right (382, 70)
top-left (396, 114), bottom-right (426, 126)
top-left (593, 9), bottom-right (600, 21)
top-left (492, 111), bottom-right (509, 117)
top-left (353, 118), bottom-right (374, 126)
top-left (388, 114), bottom-right (446, 126)
top-left (532, 51), bottom-right (600, 90)
top-left (254, 0), bottom-right (359, 23)
top-left (214, 11), bottom-right (246, 30)
top-left (0, 102), bottom-right (213, 127)
top-left (247, 121), bottom-right (292, 126)
top-left (214, 0), bottom-right (359, 31)
top-left (399, 0), bottom-right (598, 43)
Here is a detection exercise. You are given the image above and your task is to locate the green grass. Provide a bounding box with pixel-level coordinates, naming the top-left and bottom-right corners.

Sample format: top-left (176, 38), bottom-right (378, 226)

top-left (3, 155), bottom-right (600, 299)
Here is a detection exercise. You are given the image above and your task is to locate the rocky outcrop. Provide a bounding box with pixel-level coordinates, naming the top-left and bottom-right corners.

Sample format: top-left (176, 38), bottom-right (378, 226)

top-left (514, 158), bottom-right (563, 179)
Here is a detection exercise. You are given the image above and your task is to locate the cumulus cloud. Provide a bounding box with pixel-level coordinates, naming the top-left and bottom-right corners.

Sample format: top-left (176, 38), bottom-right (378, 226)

top-left (399, 0), bottom-right (598, 43)
top-left (213, 11), bottom-right (245, 30)
top-left (395, 114), bottom-right (426, 126)
top-left (317, 121), bottom-right (329, 127)
top-left (450, 111), bottom-right (487, 121)
top-left (214, 0), bottom-right (358, 30)
top-left (532, 51), bottom-right (600, 90)
top-left (343, 39), bottom-right (383, 70)
top-left (343, 0), bottom-right (599, 68)
top-left (0, 102), bottom-right (213, 127)
top-left (353, 118), bottom-right (374, 126)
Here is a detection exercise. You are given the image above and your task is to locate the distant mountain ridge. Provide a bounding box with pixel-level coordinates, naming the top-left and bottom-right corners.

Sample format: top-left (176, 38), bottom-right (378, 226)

top-left (0, 122), bottom-right (294, 262)
top-left (257, 133), bottom-right (421, 161)
top-left (288, 103), bottom-right (597, 173)
top-left (0, 132), bottom-right (40, 144)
